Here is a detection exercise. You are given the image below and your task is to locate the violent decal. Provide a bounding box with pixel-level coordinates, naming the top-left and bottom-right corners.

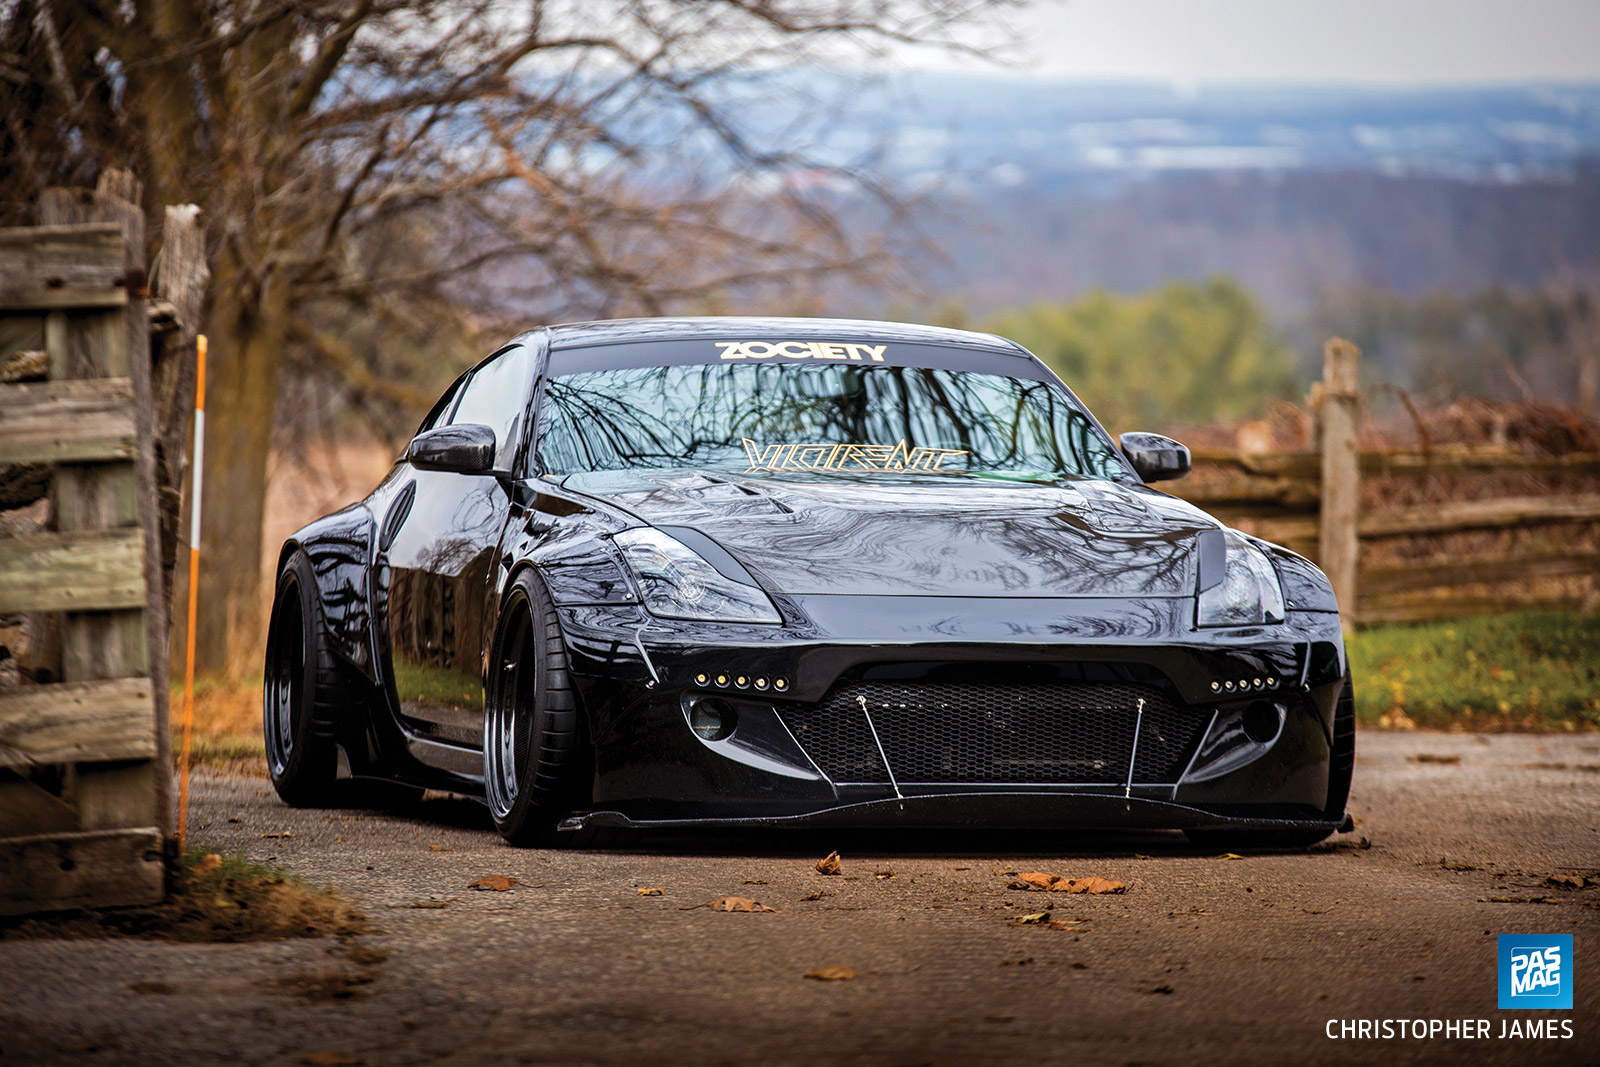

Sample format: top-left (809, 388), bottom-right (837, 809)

top-left (715, 340), bottom-right (888, 362)
top-left (741, 438), bottom-right (969, 474)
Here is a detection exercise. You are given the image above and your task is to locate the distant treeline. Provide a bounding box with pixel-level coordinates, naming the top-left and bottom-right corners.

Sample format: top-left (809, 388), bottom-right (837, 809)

top-left (922, 165), bottom-right (1600, 328)
top-left (920, 274), bottom-right (1598, 432)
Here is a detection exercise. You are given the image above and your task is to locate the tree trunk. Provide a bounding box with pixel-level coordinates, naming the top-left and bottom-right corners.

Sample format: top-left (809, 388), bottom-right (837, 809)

top-left (194, 244), bottom-right (288, 676)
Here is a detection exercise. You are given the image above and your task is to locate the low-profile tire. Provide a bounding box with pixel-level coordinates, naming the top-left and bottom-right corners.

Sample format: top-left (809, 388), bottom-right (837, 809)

top-left (1183, 673), bottom-right (1356, 851)
top-left (263, 549), bottom-right (341, 807)
top-left (483, 570), bottom-right (585, 846)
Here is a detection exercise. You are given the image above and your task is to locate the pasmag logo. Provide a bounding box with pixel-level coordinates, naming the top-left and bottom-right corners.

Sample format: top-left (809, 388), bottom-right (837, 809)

top-left (1499, 935), bottom-right (1573, 1010)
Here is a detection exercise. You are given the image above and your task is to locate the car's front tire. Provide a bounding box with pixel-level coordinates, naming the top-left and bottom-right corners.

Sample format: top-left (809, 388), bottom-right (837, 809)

top-left (1183, 673), bottom-right (1356, 851)
top-left (263, 549), bottom-right (341, 807)
top-left (484, 570), bottom-right (585, 846)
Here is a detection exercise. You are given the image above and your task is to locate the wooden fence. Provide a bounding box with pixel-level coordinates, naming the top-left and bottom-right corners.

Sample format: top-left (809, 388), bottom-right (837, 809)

top-left (0, 178), bottom-right (171, 914)
top-left (1168, 340), bottom-right (1600, 626)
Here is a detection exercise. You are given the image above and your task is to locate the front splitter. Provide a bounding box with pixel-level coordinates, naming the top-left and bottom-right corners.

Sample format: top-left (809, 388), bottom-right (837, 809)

top-left (557, 791), bottom-right (1339, 834)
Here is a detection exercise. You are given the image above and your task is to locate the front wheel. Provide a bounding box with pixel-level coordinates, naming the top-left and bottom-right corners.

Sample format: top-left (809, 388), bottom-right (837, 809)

top-left (1183, 673), bottom-right (1356, 851)
top-left (263, 550), bottom-right (340, 807)
top-left (484, 571), bottom-right (584, 846)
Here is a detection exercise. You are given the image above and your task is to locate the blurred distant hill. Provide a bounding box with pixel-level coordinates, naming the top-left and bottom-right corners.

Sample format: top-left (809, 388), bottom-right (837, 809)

top-left (779, 75), bottom-right (1600, 318)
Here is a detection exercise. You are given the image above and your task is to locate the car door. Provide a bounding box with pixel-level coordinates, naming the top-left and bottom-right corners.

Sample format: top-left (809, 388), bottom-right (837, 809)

top-left (378, 343), bottom-right (536, 757)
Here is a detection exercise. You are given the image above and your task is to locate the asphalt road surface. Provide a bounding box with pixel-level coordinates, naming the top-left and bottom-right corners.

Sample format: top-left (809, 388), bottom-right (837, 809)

top-left (3, 730), bottom-right (1597, 1067)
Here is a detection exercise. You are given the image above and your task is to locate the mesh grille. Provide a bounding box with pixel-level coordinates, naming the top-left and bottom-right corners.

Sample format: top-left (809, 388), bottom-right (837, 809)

top-left (777, 681), bottom-right (1206, 786)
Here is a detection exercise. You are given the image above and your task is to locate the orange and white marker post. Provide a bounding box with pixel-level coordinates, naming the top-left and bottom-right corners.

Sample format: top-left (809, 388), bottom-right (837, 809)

top-left (176, 335), bottom-right (206, 852)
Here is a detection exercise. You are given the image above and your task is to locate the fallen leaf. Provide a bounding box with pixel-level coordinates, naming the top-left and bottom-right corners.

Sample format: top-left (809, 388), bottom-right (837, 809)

top-left (637, 887), bottom-right (665, 896)
top-left (1544, 874), bottom-right (1586, 889)
top-left (467, 876), bottom-right (518, 892)
top-left (702, 896), bottom-right (777, 913)
top-left (1007, 910), bottom-right (1052, 926)
top-left (197, 854), bottom-right (223, 872)
top-left (130, 980), bottom-right (176, 995)
top-left (873, 870), bottom-right (895, 880)
top-left (1007, 873), bottom-right (1126, 894)
top-left (815, 851), bottom-right (842, 876)
top-left (741, 879), bottom-right (768, 886)
top-left (1215, 853), bottom-right (1245, 861)
top-left (1009, 872), bottom-right (1058, 890)
top-left (1411, 753), bottom-right (1461, 765)
top-left (427, 845), bottom-right (454, 852)
top-left (301, 1053), bottom-right (364, 1066)
top-left (801, 891), bottom-right (833, 902)
top-left (259, 832), bottom-right (295, 839)
top-left (804, 965), bottom-right (858, 981)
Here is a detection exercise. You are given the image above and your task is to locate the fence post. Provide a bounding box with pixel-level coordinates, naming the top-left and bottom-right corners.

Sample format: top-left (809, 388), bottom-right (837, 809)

top-left (1319, 338), bottom-right (1361, 629)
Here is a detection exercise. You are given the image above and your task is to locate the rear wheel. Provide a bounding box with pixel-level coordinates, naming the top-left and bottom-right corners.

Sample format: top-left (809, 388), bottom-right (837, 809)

top-left (1183, 673), bottom-right (1356, 851)
top-left (484, 571), bottom-right (585, 846)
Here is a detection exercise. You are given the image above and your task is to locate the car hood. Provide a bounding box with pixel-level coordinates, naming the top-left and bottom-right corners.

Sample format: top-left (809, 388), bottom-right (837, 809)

top-left (561, 470), bottom-right (1220, 598)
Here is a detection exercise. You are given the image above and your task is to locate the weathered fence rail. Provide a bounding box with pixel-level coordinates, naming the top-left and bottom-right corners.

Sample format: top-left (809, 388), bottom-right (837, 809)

top-left (1168, 341), bottom-right (1600, 626)
top-left (0, 179), bottom-right (171, 914)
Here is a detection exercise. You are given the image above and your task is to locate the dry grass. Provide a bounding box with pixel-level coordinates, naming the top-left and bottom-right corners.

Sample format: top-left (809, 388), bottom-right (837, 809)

top-left (174, 674), bottom-right (267, 774)
top-left (2, 850), bottom-right (369, 943)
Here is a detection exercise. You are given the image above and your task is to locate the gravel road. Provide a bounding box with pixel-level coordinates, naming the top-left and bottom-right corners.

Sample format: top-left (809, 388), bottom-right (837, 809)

top-left (3, 730), bottom-right (1597, 1067)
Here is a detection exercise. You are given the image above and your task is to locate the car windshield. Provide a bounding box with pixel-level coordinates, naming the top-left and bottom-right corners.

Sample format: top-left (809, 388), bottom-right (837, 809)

top-left (536, 360), bottom-right (1130, 483)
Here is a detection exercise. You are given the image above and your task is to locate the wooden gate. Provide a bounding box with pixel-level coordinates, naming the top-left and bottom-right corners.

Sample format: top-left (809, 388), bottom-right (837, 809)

top-left (0, 186), bottom-right (171, 913)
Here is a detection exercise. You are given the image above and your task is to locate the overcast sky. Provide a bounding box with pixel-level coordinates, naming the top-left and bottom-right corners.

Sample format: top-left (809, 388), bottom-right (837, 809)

top-left (919, 0), bottom-right (1600, 85)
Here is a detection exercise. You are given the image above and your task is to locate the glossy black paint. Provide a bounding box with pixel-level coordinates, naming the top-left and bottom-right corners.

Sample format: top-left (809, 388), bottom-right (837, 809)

top-left (1118, 431), bottom-right (1192, 484)
top-left (272, 316), bottom-right (1349, 835)
top-left (405, 423), bottom-right (497, 474)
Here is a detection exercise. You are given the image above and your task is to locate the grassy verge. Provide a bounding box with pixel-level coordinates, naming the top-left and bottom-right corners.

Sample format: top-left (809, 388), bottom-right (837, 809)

top-left (3, 849), bottom-right (367, 943)
top-left (1348, 611), bottom-right (1600, 731)
top-left (173, 674), bottom-right (266, 773)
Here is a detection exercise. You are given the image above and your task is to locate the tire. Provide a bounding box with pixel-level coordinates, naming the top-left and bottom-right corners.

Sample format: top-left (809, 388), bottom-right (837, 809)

top-left (483, 570), bottom-right (585, 846)
top-left (1184, 673), bottom-right (1356, 851)
top-left (263, 549), bottom-right (341, 807)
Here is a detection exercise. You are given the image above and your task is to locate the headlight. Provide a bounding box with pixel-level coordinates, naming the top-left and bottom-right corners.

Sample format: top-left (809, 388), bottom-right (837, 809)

top-left (1197, 529), bottom-right (1286, 627)
top-left (614, 528), bottom-right (781, 624)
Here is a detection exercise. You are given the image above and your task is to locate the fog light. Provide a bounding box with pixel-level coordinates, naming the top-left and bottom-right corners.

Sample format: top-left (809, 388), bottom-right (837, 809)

top-left (1267, 677), bottom-right (1278, 689)
top-left (1252, 677), bottom-right (1264, 690)
top-left (695, 672), bottom-right (709, 686)
top-left (714, 673), bottom-right (729, 687)
top-left (1210, 681), bottom-right (1222, 693)
top-left (1224, 680), bottom-right (1236, 692)
top-left (688, 698), bottom-right (736, 741)
top-left (753, 676), bottom-right (769, 690)
top-left (735, 674), bottom-right (750, 689)
top-left (773, 677), bottom-right (789, 692)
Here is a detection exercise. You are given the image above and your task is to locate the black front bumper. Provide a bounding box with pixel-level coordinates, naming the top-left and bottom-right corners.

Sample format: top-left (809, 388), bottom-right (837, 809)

top-left (552, 595), bottom-right (1348, 833)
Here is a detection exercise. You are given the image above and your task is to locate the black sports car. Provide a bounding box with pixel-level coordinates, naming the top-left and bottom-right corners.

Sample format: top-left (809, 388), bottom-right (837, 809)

top-left (265, 317), bottom-right (1353, 848)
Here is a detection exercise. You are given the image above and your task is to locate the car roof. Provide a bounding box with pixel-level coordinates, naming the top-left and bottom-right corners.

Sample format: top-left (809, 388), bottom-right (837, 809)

top-left (517, 316), bottom-right (1030, 356)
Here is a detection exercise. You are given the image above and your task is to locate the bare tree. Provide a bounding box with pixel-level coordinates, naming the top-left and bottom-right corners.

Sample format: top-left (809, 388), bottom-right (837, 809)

top-left (2, 0), bottom-right (1020, 674)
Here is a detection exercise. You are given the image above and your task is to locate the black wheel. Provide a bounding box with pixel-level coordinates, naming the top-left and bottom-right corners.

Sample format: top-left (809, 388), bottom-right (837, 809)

top-left (484, 570), bottom-right (585, 846)
top-left (1184, 673), bottom-right (1356, 851)
top-left (263, 549), bottom-right (340, 807)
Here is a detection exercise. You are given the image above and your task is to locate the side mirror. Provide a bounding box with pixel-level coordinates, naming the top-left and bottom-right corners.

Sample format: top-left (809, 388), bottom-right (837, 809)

top-left (406, 424), bottom-right (496, 474)
top-left (1119, 432), bottom-right (1190, 483)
